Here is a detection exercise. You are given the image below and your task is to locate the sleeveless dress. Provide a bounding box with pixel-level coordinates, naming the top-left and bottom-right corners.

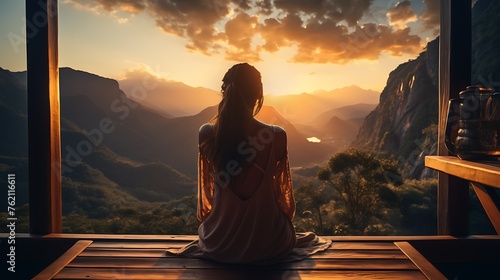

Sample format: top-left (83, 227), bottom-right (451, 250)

top-left (166, 125), bottom-right (331, 264)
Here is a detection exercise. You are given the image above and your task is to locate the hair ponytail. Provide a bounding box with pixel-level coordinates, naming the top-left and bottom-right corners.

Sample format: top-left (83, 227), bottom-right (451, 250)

top-left (201, 63), bottom-right (263, 171)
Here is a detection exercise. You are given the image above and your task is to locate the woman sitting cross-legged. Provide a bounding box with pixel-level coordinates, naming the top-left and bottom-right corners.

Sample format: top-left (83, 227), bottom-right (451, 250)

top-left (166, 63), bottom-right (331, 264)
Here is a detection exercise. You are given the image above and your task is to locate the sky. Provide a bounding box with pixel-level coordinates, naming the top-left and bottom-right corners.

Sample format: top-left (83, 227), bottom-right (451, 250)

top-left (0, 0), bottom-right (439, 95)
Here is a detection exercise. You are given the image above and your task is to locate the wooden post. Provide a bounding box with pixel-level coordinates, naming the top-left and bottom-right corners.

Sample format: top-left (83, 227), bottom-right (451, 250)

top-left (437, 0), bottom-right (471, 235)
top-left (27, 0), bottom-right (62, 234)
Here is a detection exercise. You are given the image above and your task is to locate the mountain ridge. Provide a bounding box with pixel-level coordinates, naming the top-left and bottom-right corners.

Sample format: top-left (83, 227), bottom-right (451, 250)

top-left (0, 67), bottom-right (338, 206)
top-left (118, 68), bottom-right (379, 123)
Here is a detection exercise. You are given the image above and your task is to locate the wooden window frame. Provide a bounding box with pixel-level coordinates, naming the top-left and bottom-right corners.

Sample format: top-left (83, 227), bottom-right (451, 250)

top-left (437, 0), bottom-right (472, 235)
top-left (26, 0), bottom-right (471, 235)
top-left (27, 0), bottom-right (62, 234)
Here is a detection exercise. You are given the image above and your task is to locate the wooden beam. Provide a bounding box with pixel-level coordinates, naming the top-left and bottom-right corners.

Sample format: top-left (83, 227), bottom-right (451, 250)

top-left (26, 0), bottom-right (62, 234)
top-left (426, 156), bottom-right (500, 189)
top-left (471, 182), bottom-right (500, 234)
top-left (395, 242), bottom-right (447, 280)
top-left (437, 0), bottom-right (472, 236)
top-left (32, 240), bottom-right (92, 280)
top-left (409, 239), bottom-right (500, 263)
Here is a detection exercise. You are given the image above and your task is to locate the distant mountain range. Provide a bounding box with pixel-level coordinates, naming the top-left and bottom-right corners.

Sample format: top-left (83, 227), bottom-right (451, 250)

top-left (119, 72), bottom-right (378, 146)
top-left (254, 85), bottom-right (378, 125)
top-left (2, 67), bottom-right (369, 208)
top-left (119, 71), bottom-right (220, 117)
top-left (118, 70), bottom-right (379, 123)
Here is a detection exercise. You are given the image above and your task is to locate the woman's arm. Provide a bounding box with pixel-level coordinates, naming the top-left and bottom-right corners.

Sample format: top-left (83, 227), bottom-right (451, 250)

top-left (273, 126), bottom-right (296, 221)
top-left (197, 123), bottom-right (214, 222)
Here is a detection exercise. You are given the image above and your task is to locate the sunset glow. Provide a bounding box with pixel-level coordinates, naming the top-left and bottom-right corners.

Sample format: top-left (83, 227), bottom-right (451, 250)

top-left (0, 0), bottom-right (439, 95)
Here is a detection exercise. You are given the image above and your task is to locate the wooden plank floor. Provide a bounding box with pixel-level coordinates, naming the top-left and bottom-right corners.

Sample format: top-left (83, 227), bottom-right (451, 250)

top-left (44, 239), bottom-right (436, 279)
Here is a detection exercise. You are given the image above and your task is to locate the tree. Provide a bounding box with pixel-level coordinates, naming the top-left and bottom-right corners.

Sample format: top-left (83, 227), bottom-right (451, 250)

top-left (318, 148), bottom-right (402, 234)
top-left (294, 182), bottom-right (333, 233)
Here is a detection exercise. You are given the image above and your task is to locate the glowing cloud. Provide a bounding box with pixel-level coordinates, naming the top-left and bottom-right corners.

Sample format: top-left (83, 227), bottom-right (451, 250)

top-left (64, 0), bottom-right (424, 64)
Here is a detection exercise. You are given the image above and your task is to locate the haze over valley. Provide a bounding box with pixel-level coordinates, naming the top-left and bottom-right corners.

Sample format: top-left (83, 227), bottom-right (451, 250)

top-left (118, 69), bottom-right (379, 150)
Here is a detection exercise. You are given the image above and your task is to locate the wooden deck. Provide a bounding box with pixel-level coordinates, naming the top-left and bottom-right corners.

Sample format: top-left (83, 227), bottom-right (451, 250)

top-left (33, 237), bottom-right (447, 280)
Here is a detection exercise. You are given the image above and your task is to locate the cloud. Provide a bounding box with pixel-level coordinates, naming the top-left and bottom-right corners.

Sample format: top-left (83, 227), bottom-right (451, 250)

top-left (273, 0), bottom-right (372, 26)
top-left (65, 0), bottom-right (424, 64)
top-left (281, 22), bottom-right (422, 64)
top-left (421, 0), bottom-right (440, 34)
top-left (386, 1), bottom-right (417, 29)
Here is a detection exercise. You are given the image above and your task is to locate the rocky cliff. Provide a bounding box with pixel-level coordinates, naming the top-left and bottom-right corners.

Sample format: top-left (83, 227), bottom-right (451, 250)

top-left (352, 38), bottom-right (439, 179)
top-left (353, 0), bottom-right (500, 180)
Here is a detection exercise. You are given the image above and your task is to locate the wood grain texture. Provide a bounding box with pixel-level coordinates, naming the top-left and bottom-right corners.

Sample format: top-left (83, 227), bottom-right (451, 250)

top-left (68, 257), bottom-right (417, 270)
top-left (87, 241), bottom-right (399, 250)
top-left (47, 240), bottom-right (430, 279)
top-left (26, 0), bottom-right (62, 235)
top-left (80, 248), bottom-right (407, 260)
top-left (54, 268), bottom-right (428, 280)
top-left (426, 156), bottom-right (500, 188)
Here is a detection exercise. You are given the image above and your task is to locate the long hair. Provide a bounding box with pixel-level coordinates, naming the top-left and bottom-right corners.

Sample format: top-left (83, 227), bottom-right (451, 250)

top-left (201, 63), bottom-right (264, 171)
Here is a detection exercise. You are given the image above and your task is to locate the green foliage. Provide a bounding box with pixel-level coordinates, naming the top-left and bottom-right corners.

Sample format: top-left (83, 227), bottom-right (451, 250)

top-left (294, 179), bottom-right (439, 236)
top-left (62, 195), bottom-right (199, 234)
top-left (397, 179), bottom-right (437, 235)
top-left (294, 182), bottom-right (334, 233)
top-left (317, 148), bottom-right (402, 233)
top-left (292, 148), bottom-right (442, 236)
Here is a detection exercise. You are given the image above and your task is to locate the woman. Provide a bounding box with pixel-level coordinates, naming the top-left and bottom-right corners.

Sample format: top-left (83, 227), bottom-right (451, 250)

top-left (167, 63), bottom-right (330, 264)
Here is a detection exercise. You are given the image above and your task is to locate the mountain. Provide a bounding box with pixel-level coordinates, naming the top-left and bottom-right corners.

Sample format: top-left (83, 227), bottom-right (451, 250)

top-left (0, 68), bottom-right (28, 157)
top-left (0, 68), bottom-right (29, 209)
top-left (1, 67), bottom-right (336, 207)
top-left (264, 85), bottom-right (379, 124)
top-left (312, 85), bottom-right (380, 105)
top-left (0, 67), bottom-right (200, 205)
top-left (168, 104), bottom-right (333, 169)
top-left (119, 70), bottom-right (379, 124)
top-left (352, 38), bottom-right (439, 179)
top-left (118, 71), bottom-right (220, 117)
top-left (315, 103), bottom-right (378, 124)
top-left (323, 116), bottom-right (362, 140)
top-left (351, 0), bottom-right (500, 179)
top-left (255, 106), bottom-right (332, 165)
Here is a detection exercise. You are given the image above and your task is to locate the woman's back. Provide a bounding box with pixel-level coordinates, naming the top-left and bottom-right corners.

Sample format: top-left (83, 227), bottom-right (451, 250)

top-left (197, 124), bottom-right (297, 263)
top-left (198, 121), bottom-right (287, 200)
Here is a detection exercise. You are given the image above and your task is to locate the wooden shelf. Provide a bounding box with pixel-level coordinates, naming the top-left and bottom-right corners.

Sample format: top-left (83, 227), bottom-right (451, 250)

top-left (426, 155), bottom-right (500, 235)
top-left (425, 156), bottom-right (500, 189)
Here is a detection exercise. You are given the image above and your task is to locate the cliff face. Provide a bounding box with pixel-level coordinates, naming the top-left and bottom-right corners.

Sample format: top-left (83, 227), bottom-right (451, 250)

top-left (352, 38), bottom-right (439, 179)
top-left (352, 0), bottom-right (500, 180)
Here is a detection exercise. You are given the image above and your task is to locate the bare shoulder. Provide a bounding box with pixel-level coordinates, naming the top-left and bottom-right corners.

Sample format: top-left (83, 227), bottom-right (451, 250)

top-left (272, 125), bottom-right (288, 159)
top-left (199, 123), bottom-right (213, 142)
top-left (272, 125), bottom-right (287, 141)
